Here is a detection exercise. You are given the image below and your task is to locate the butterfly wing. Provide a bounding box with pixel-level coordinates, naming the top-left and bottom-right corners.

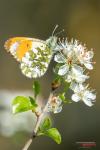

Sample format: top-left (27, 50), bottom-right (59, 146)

top-left (4, 37), bottom-right (45, 61)
top-left (4, 37), bottom-right (53, 78)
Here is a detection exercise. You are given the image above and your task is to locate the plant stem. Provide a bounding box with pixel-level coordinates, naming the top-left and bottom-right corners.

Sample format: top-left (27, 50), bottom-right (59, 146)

top-left (22, 138), bottom-right (33, 150)
top-left (22, 92), bottom-right (53, 150)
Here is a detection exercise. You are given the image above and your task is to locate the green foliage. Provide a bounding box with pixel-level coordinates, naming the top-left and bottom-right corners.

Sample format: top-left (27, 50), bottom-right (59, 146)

top-left (11, 75), bottom-right (70, 145)
top-left (32, 81), bottom-right (41, 98)
top-left (37, 117), bottom-right (61, 144)
top-left (40, 117), bottom-right (52, 131)
top-left (59, 93), bottom-right (67, 103)
top-left (12, 96), bottom-right (38, 114)
top-left (44, 128), bottom-right (61, 144)
top-left (28, 96), bottom-right (37, 106)
top-left (58, 92), bottom-right (72, 103)
top-left (57, 80), bottom-right (72, 103)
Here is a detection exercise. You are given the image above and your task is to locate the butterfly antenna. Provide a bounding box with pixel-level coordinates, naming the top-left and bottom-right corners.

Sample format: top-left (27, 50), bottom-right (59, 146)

top-left (52, 24), bottom-right (59, 36)
top-left (55, 29), bottom-right (64, 36)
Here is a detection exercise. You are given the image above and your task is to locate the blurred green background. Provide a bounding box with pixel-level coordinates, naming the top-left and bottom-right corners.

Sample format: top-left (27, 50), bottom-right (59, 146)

top-left (0, 0), bottom-right (100, 149)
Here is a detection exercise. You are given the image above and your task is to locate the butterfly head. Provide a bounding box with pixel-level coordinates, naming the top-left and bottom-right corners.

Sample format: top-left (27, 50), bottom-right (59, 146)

top-left (46, 36), bottom-right (57, 50)
top-left (46, 25), bottom-right (64, 51)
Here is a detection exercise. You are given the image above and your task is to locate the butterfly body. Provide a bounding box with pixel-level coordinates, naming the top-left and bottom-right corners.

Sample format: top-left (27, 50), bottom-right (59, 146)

top-left (4, 36), bottom-right (57, 78)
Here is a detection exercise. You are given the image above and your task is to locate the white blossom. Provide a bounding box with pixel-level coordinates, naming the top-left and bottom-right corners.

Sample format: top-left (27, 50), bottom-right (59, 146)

top-left (65, 65), bottom-right (89, 83)
top-left (75, 44), bottom-right (94, 70)
top-left (47, 96), bottom-right (62, 114)
top-left (54, 38), bottom-right (94, 83)
top-left (71, 83), bottom-right (96, 107)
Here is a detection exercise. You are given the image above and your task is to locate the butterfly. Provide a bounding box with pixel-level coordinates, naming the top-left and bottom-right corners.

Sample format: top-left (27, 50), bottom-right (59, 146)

top-left (4, 26), bottom-right (59, 78)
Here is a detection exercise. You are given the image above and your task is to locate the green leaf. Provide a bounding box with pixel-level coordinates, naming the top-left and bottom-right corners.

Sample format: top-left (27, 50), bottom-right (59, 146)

top-left (40, 117), bottom-right (52, 131)
top-left (12, 96), bottom-right (38, 114)
top-left (28, 96), bottom-right (38, 107)
top-left (59, 93), bottom-right (72, 103)
top-left (32, 81), bottom-right (41, 98)
top-left (44, 128), bottom-right (61, 144)
top-left (59, 93), bottom-right (66, 103)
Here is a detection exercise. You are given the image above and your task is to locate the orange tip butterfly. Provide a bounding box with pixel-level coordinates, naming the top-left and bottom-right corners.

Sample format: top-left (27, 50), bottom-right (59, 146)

top-left (4, 25), bottom-right (59, 78)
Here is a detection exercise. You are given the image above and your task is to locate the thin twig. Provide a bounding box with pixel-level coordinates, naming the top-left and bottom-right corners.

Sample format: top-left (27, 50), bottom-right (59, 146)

top-left (22, 92), bottom-right (53, 150)
top-left (22, 138), bottom-right (33, 150)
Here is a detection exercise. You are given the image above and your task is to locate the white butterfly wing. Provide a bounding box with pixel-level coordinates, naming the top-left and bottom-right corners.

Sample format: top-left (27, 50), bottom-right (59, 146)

top-left (20, 40), bottom-right (52, 78)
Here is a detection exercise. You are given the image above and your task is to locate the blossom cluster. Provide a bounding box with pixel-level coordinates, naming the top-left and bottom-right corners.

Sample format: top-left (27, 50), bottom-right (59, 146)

top-left (54, 38), bottom-right (96, 108)
top-left (18, 36), bottom-right (96, 114)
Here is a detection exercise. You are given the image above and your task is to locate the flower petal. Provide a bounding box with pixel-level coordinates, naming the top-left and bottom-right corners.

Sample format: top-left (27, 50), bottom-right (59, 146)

top-left (54, 106), bottom-right (62, 114)
top-left (65, 73), bottom-right (72, 82)
top-left (58, 64), bottom-right (69, 76)
top-left (75, 74), bottom-right (89, 83)
top-left (84, 90), bottom-right (96, 100)
top-left (71, 94), bottom-right (81, 102)
top-left (54, 53), bottom-right (65, 63)
top-left (84, 63), bottom-right (93, 70)
top-left (83, 98), bottom-right (94, 107)
top-left (86, 51), bottom-right (94, 59)
top-left (72, 65), bottom-right (83, 74)
top-left (70, 82), bottom-right (79, 92)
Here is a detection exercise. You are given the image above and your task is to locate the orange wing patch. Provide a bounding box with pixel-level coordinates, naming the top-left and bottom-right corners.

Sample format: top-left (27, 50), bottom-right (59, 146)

top-left (16, 40), bottom-right (32, 60)
top-left (4, 37), bottom-right (33, 61)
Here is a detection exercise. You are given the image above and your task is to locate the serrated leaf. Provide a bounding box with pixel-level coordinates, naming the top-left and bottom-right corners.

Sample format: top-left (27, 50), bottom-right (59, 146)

top-left (44, 128), bottom-right (61, 144)
top-left (33, 81), bottom-right (41, 98)
top-left (40, 117), bottom-right (52, 131)
top-left (12, 96), bottom-right (38, 114)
